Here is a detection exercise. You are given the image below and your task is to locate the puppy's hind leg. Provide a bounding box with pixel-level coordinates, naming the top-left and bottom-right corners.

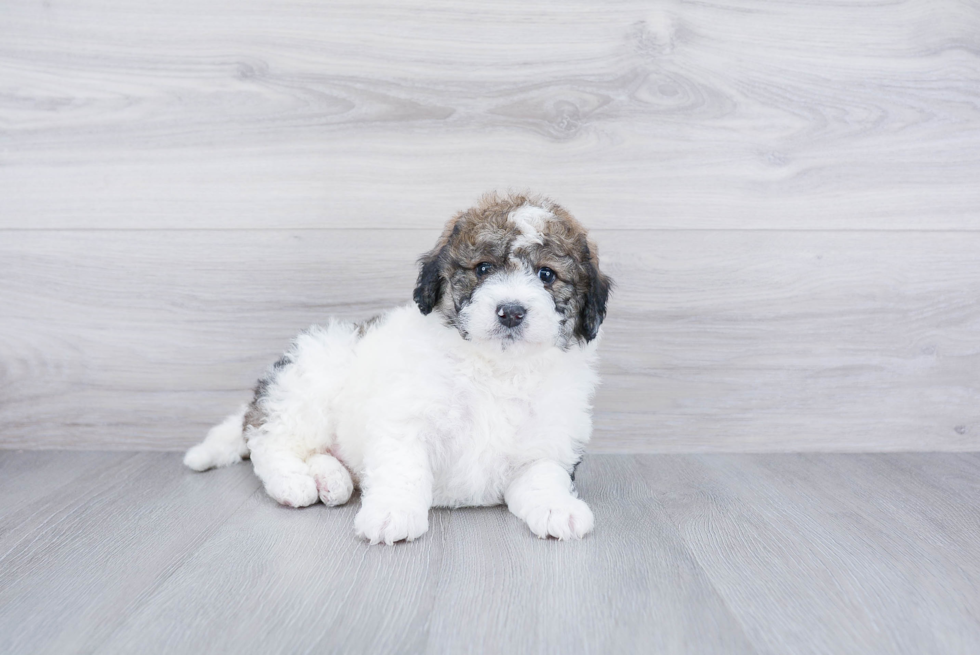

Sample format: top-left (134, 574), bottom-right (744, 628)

top-left (183, 406), bottom-right (250, 471)
top-left (249, 433), bottom-right (320, 508)
top-left (307, 453), bottom-right (354, 506)
top-left (243, 321), bottom-right (359, 508)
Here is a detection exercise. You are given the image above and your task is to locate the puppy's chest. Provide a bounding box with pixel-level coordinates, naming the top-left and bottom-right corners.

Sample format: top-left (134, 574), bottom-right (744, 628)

top-left (431, 369), bottom-right (541, 502)
top-left (460, 384), bottom-right (534, 443)
top-left (457, 361), bottom-right (542, 437)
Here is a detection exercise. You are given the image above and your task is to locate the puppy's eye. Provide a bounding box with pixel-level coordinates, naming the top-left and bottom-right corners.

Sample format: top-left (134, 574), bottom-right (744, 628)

top-left (475, 262), bottom-right (493, 277)
top-left (538, 267), bottom-right (556, 284)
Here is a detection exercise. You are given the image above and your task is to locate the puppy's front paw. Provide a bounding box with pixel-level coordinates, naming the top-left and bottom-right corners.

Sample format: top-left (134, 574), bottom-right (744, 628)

top-left (522, 497), bottom-right (594, 540)
top-left (354, 502), bottom-right (429, 545)
top-left (264, 473), bottom-right (319, 508)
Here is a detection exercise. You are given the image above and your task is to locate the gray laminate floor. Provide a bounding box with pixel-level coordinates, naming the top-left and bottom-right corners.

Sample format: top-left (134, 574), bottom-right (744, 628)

top-left (1, 451), bottom-right (979, 654)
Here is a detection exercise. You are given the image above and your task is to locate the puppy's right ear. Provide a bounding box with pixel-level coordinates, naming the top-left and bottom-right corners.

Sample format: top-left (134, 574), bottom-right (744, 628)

top-left (413, 246), bottom-right (445, 315)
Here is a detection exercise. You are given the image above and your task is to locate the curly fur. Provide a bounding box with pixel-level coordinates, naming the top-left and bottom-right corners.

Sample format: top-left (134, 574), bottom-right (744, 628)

top-left (184, 192), bottom-right (612, 544)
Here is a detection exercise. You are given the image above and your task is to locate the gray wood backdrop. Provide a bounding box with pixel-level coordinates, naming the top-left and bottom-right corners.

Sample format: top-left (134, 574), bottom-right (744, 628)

top-left (2, 0), bottom-right (978, 452)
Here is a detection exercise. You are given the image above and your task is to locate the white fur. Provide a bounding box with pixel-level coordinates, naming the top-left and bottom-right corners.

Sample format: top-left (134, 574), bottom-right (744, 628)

top-left (187, 270), bottom-right (601, 544)
top-left (183, 406), bottom-right (249, 471)
top-left (457, 268), bottom-right (560, 349)
top-left (508, 205), bottom-right (553, 249)
top-left (505, 460), bottom-right (594, 540)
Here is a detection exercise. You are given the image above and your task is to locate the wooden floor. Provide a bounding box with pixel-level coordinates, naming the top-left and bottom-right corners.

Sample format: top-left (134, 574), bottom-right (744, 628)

top-left (2, 451), bottom-right (979, 654)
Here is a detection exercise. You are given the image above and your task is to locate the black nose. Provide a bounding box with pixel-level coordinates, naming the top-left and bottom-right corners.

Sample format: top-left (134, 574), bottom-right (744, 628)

top-left (496, 303), bottom-right (526, 328)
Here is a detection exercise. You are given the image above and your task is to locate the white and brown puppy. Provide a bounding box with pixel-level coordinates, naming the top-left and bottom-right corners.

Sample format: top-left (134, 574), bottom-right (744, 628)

top-left (184, 193), bottom-right (612, 544)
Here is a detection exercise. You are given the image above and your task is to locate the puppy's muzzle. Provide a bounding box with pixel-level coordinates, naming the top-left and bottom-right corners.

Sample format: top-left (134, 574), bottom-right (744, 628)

top-left (496, 303), bottom-right (526, 328)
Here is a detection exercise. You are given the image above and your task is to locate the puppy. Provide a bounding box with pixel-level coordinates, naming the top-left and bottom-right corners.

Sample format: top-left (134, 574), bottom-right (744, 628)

top-left (184, 192), bottom-right (612, 544)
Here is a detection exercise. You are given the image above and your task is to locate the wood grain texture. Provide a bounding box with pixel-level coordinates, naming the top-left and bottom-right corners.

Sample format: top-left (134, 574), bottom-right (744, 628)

top-left (0, 450), bottom-right (134, 541)
top-left (0, 454), bottom-right (260, 654)
top-left (94, 456), bottom-right (756, 655)
top-left (93, 489), bottom-right (443, 654)
top-left (2, 230), bottom-right (978, 452)
top-left (2, 0), bottom-right (979, 452)
top-left (644, 453), bottom-right (980, 655)
top-left (3, 452), bottom-right (980, 654)
top-left (1, 0), bottom-right (979, 229)
top-left (418, 455), bottom-right (755, 654)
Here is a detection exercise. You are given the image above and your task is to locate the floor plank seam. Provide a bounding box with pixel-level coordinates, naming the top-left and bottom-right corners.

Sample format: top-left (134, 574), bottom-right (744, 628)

top-left (414, 510), bottom-right (452, 655)
top-left (88, 482), bottom-right (265, 655)
top-left (637, 455), bottom-right (766, 655)
top-left (0, 453), bottom-right (144, 566)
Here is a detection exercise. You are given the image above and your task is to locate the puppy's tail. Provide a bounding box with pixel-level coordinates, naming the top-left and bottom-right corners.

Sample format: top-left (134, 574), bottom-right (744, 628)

top-left (183, 405), bottom-right (250, 471)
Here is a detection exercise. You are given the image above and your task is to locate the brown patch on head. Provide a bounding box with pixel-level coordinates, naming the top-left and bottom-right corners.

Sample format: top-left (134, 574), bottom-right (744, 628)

top-left (414, 192), bottom-right (612, 344)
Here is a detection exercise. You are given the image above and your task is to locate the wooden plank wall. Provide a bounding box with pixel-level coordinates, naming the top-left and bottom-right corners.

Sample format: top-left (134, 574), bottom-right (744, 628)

top-left (2, 0), bottom-right (978, 452)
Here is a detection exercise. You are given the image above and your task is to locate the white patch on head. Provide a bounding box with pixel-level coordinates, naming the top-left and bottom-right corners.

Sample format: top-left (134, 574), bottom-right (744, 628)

top-left (458, 268), bottom-right (560, 350)
top-left (508, 205), bottom-right (553, 249)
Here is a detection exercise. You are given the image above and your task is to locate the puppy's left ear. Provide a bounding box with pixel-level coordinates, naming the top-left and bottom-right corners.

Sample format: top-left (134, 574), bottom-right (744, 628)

top-left (413, 246), bottom-right (445, 315)
top-left (578, 254), bottom-right (613, 343)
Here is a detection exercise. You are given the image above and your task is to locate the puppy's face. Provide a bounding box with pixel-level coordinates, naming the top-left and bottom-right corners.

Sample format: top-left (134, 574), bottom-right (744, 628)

top-left (413, 194), bottom-right (612, 351)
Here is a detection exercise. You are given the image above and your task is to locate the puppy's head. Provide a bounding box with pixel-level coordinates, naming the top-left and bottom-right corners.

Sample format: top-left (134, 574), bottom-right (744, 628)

top-left (413, 193), bottom-right (612, 351)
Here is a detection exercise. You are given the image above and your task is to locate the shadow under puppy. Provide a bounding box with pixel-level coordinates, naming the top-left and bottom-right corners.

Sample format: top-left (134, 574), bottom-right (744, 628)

top-left (185, 192), bottom-right (612, 544)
